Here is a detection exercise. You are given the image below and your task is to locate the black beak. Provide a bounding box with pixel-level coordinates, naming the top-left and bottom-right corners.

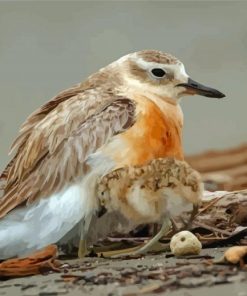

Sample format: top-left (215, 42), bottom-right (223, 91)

top-left (97, 204), bottom-right (107, 218)
top-left (176, 78), bottom-right (225, 99)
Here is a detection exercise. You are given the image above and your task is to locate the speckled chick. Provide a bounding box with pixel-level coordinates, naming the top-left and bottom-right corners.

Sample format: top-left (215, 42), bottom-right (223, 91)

top-left (96, 158), bottom-right (203, 226)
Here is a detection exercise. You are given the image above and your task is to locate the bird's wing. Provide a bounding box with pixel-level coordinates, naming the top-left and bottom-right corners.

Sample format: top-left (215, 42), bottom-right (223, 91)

top-left (0, 87), bottom-right (136, 218)
top-left (0, 83), bottom-right (83, 183)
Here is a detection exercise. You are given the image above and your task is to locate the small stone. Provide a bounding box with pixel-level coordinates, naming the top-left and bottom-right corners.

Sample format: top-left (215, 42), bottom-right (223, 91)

top-left (170, 230), bottom-right (202, 257)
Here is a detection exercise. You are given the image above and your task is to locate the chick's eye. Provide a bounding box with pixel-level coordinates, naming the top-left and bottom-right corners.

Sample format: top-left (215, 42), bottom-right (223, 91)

top-left (151, 68), bottom-right (166, 78)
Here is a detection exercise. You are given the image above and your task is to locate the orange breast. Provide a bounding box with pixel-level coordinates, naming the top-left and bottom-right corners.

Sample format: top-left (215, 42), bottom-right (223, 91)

top-left (110, 96), bottom-right (184, 167)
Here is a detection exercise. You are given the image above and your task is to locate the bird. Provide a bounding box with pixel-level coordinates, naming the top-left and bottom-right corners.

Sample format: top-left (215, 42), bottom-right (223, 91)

top-left (94, 157), bottom-right (203, 256)
top-left (0, 50), bottom-right (225, 259)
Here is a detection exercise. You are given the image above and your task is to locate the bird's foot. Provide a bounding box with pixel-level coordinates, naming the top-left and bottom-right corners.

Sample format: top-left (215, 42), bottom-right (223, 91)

top-left (93, 242), bottom-right (129, 253)
top-left (98, 240), bottom-right (170, 258)
top-left (98, 217), bottom-right (171, 258)
top-left (97, 244), bottom-right (145, 258)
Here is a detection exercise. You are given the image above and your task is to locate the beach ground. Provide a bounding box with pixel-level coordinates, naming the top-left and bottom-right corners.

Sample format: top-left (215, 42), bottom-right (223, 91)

top-left (0, 247), bottom-right (246, 296)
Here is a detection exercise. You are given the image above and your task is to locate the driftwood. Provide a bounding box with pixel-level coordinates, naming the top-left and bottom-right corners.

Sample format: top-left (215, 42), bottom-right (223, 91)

top-left (186, 144), bottom-right (247, 191)
top-left (167, 190), bottom-right (247, 247)
top-left (106, 190), bottom-right (247, 248)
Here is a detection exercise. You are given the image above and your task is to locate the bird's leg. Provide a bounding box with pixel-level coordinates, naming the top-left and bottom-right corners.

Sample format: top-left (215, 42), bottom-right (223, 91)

top-left (170, 217), bottom-right (179, 234)
top-left (187, 204), bottom-right (199, 227)
top-left (78, 216), bottom-right (92, 258)
top-left (100, 217), bottom-right (171, 258)
top-left (93, 242), bottom-right (129, 253)
top-left (180, 204), bottom-right (199, 230)
top-left (133, 216), bottom-right (171, 254)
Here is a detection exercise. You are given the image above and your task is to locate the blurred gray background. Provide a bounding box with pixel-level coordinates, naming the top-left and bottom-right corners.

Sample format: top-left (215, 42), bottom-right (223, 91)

top-left (0, 1), bottom-right (246, 171)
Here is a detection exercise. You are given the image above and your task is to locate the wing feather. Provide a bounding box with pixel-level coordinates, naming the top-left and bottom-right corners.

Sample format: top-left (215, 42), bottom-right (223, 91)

top-left (0, 89), bottom-right (136, 218)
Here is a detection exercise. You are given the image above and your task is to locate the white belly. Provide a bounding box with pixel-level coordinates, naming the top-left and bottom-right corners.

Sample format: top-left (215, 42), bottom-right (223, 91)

top-left (0, 150), bottom-right (117, 259)
top-left (0, 181), bottom-right (91, 259)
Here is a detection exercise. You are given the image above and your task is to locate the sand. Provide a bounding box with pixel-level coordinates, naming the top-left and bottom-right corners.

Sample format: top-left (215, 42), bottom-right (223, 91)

top-left (0, 248), bottom-right (246, 296)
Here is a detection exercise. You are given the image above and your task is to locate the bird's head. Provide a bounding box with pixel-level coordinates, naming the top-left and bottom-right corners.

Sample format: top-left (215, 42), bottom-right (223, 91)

top-left (114, 50), bottom-right (225, 103)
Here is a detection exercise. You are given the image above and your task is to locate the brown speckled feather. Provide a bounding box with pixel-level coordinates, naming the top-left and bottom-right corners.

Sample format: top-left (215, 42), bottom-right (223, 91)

top-left (0, 87), bottom-right (136, 218)
top-left (97, 158), bottom-right (202, 224)
top-left (0, 84), bottom-right (83, 182)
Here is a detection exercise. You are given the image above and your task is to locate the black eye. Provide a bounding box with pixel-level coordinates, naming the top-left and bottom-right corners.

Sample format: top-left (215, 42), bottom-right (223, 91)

top-left (151, 68), bottom-right (166, 78)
